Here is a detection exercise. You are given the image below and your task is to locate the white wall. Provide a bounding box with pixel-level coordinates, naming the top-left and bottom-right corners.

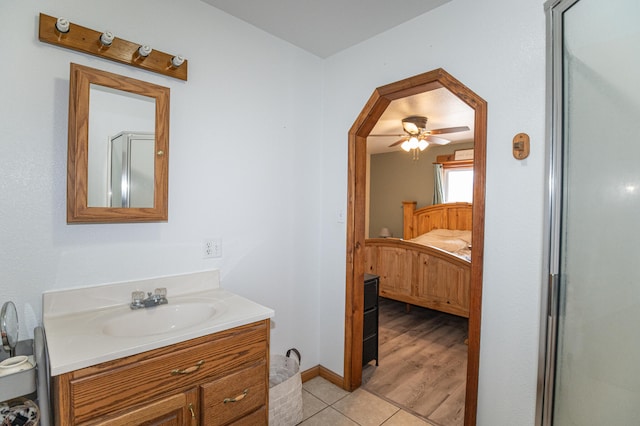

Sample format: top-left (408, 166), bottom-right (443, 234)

top-left (0, 0), bottom-right (323, 370)
top-left (320, 0), bottom-right (546, 424)
top-left (1, 0), bottom-right (547, 424)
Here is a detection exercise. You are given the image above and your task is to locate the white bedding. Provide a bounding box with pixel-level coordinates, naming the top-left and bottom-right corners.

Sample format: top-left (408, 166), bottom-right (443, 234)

top-left (409, 229), bottom-right (472, 261)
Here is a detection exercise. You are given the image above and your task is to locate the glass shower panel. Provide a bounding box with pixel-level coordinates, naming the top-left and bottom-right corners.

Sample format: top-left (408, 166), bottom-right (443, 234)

top-left (554, 0), bottom-right (640, 424)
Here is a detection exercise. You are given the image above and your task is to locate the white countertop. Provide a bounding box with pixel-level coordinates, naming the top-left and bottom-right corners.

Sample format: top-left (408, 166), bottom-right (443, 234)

top-left (43, 270), bottom-right (274, 376)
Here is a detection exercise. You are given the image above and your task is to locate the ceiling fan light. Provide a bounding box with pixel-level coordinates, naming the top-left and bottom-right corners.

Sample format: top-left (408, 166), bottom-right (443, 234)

top-left (408, 136), bottom-right (419, 149)
top-left (418, 139), bottom-right (429, 151)
top-left (402, 116), bottom-right (428, 135)
top-left (401, 141), bottom-right (411, 152)
top-left (403, 122), bottom-right (418, 134)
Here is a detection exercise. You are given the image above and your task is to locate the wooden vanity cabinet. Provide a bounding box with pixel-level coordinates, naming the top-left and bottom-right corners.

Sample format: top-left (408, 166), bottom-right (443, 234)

top-left (52, 320), bottom-right (270, 426)
top-left (85, 388), bottom-right (199, 426)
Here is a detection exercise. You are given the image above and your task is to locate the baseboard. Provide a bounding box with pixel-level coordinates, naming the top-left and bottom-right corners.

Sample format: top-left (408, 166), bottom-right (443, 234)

top-left (301, 364), bottom-right (345, 389)
top-left (301, 365), bottom-right (320, 383)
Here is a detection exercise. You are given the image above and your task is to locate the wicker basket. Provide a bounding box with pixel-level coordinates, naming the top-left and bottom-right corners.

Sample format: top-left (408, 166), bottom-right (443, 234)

top-left (269, 349), bottom-right (303, 425)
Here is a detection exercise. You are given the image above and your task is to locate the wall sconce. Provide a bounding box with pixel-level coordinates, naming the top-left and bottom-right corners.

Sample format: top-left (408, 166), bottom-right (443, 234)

top-left (39, 13), bottom-right (188, 81)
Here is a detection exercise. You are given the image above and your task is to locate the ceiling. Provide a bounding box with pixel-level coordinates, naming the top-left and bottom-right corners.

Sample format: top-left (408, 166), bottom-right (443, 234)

top-left (201, 0), bottom-right (452, 58)
top-left (367, 88), bottom-right (475, 155)
top-left (200, 0), bottom-right (472, 155)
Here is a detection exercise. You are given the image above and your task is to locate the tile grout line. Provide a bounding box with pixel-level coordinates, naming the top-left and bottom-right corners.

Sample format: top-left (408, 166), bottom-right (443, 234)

top-left (303, 377), bottom-right (437, 426)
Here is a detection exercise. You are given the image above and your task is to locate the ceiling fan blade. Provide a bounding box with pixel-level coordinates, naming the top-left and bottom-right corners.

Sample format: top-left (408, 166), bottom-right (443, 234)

top-left (369, 134), bottom-right (405, 137)
top-left (425, 135), bottom-right (451, 145)
top-left (388, 138), bottom-right (408, 147)
top-left (428, 126), bottom-right (470, 135)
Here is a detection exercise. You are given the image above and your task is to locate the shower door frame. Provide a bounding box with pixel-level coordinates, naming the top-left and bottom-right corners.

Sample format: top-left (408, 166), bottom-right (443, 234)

top-left (537, 0), bottom-right (581, 425)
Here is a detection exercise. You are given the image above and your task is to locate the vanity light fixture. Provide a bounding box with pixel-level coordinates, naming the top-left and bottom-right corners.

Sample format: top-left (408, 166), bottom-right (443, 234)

top-left (171, 55), bottom-right (185, 68)
top-left (100, 31), bottom-right (114, 46)
top-left (55, 17), bottom-right (70, 33)
top-left (38, 13), bottom-right (188, 80)
top-left (138, 44), bottom-right (152, 57)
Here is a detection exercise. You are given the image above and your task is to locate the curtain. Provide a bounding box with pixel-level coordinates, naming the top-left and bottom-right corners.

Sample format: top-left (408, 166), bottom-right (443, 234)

top-left (433, 163), bottom-right (444, 205)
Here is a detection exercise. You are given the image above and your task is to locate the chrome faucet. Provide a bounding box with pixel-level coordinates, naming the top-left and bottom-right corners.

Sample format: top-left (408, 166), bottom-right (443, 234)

top-left (130, 287), bottom-right (168, 309)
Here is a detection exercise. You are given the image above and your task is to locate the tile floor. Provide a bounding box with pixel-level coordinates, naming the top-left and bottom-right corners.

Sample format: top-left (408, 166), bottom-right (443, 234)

top-left (299, 376), bottom-right (436, 426)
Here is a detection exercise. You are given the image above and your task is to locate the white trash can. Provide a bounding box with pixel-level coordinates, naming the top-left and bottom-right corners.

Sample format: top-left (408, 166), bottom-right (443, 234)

top-left (269, 349), bottom-right (303, 425)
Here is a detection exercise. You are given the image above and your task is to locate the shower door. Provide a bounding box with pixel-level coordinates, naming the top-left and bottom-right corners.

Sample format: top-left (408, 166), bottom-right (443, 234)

top-left (541, 0), bottom-right (640, 424)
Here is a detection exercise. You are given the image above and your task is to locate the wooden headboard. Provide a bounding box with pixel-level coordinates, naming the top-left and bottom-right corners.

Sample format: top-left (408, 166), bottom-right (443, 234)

top-left (402, 201), bottom-right (473, 239)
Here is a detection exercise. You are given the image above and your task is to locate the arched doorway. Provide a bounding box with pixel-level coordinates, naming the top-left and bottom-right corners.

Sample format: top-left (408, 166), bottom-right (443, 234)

top-left (344, 68), bottom-right (486, 425)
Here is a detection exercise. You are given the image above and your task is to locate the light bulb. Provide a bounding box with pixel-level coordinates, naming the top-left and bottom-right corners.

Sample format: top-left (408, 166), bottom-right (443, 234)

top-left (408, 136), bottom-right (419, 149)
top-left (100, 31), bottom-right (114, 46)
top-left (403, 122), bottom-right (418, 134)
top-left (55, 17), bottom-right (70, 33)
top-left (418, 139), bottom-right (429, 151)
top-left (171, 55), bottom-right (185, 67)
top-left (138, 45), bottom-right (152, 57)
top-left (401, 141), bottom-right (411, 152)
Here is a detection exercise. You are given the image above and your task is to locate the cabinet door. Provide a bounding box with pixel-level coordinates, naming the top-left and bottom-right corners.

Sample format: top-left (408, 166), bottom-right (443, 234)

top-left (82, 388), bottom-right (198, 426)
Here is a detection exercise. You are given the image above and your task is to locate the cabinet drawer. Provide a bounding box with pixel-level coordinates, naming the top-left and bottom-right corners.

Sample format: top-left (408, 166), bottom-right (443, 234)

top-left (228, 406), bottom-right (266, 426)
top-left (364, 280), bottom-right (378, 311)
top-left (364, 275), bottom-right (379, 311)
top-left (56, 322), bottom-right (268, 424)
top-left (200, 360), bottom-right (267, 425)
top-left (363, 308), bottom-right (378, 339)
top-left (363, 334), bottom-right (378, 366)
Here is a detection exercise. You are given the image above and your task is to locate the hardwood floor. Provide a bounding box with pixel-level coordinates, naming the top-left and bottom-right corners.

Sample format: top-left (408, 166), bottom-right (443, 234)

top-left (361, 297), bottom-right (468, 426)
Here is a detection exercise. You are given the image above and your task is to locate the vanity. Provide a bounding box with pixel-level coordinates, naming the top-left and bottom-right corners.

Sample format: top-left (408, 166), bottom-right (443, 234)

top-left (43, 270), bottom-right (274, 425)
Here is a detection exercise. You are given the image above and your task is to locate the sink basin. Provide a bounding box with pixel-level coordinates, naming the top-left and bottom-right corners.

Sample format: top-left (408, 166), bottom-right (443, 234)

top-left (103, 303), bottom-right (217, 337)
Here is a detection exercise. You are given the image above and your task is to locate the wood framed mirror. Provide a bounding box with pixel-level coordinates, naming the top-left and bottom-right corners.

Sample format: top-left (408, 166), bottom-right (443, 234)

top-left (67, 63), bottom-right (170, 223)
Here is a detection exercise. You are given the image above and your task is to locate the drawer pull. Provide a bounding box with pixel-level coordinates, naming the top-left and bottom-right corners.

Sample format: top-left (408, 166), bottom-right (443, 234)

top-left (223, 389), bottom-right (248, 403)
top-left (171, 360), bottom-right (205, 375)
top-left (188, 403), bottom-right (196, 418)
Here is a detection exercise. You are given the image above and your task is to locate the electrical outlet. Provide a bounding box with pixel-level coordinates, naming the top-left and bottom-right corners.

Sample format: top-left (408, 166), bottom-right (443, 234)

top-left (203, 238), bottom-right (222, 258)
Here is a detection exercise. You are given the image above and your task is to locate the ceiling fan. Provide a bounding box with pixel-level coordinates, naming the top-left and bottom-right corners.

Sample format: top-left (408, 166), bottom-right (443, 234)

top-left (372, 115), bottom-right (470, 153)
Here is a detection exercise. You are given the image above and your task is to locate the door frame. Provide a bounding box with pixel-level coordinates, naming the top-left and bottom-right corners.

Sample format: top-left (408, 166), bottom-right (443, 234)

top-left (537, 1), bottom-right (581, 424)
top-left (343, 68), bottom-right (487, 426)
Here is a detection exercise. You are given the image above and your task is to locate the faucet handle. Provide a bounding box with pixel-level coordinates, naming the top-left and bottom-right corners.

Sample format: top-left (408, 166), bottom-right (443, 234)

top-left (154, 287), bottom-right (167, 298)
top-left (130, 291), bottom-right (145, 309)
top-left (132, 291), bottom-right (145, 303)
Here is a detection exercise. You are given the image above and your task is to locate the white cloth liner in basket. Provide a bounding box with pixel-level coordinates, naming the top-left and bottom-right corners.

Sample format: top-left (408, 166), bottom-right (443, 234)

top-left (269, 348), bottom-right (303, 425)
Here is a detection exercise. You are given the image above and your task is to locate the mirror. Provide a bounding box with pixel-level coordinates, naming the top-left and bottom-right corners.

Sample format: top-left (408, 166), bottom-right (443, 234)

top-left (1, 301), bottom-right (18, 357)
top-left (67, 63), bottom-right (170, 223)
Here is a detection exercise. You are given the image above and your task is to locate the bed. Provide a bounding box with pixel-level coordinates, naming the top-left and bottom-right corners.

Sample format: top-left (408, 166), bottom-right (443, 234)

top-left (364, 201), bottom-right (472, 318)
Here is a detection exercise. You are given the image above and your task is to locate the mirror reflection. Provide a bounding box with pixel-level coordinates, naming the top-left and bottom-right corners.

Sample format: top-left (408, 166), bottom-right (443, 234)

top-left (88, 85), bottom-right (156, 207)
top-left (108, 131), bottom-right (155, 208)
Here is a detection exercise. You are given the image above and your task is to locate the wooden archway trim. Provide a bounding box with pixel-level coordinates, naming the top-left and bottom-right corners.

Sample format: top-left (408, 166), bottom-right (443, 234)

top-left (344, 68), bottom-right (486, 426)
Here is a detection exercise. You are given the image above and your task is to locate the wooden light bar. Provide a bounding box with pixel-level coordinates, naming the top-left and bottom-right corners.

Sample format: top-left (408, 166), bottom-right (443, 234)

top-left (38, 13), bottom-right (187, 81)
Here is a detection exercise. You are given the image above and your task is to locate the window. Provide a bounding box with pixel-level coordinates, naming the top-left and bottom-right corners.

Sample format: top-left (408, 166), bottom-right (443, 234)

top-left (444, 167), bottom-right (473, 203)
